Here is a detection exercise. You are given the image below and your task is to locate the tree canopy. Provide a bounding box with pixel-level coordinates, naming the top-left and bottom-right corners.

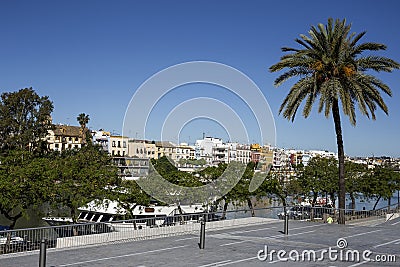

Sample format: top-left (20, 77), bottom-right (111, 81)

top-left (0, 88), bottom-right (53, 154)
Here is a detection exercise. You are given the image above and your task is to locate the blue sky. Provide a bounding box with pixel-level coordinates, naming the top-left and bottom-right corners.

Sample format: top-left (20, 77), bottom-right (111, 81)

top-left (1, 0), bottom-right (399, 157)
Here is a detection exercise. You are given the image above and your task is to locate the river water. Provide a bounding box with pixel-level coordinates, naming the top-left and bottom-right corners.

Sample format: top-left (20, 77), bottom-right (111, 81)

top-left (1, 191), bottom-right (399, 229)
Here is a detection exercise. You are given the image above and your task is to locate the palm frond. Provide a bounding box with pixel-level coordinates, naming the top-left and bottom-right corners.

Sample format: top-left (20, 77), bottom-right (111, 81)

top-left (350, 31), bottom-right (366, 46)
top-left (279, 77), bottom-right (314, 121)
top-left (357, 56), bottom-right (400, 72)
top-left (270, 17), bottom-right (398, 126)
top-left (352, 43), bottom-right (386, 56)
top-left (274, 67), bottom-right (310, 86)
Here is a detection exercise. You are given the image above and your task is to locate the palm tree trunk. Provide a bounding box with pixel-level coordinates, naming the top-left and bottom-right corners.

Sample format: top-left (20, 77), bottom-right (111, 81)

top-left (332, 101), bottom-right (346, 224)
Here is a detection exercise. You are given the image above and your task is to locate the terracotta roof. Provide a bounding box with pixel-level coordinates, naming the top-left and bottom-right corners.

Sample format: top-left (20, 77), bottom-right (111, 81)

top-left (155, 141), bottom-right (176, 147)
top-left (52, 125), bottom-right (85, 137)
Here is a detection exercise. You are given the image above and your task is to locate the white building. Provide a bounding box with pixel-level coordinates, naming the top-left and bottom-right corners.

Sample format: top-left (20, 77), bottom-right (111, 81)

top-left (308, 150), bottom-right (338, 159)
top-left (236, 144), bottom-right (252, 164)
top-left (176, 143), bottom-right (195, 161)
top-left (195, 137), bottom-right (223, 165)
top-left (109, 136), bottom-right (129, 157)
top-left (128, 139), bottom-right (157, 159)
top-left (212, 142), bottom-right (238, 164)
top-left (92, 130), bottom-right (110, 151)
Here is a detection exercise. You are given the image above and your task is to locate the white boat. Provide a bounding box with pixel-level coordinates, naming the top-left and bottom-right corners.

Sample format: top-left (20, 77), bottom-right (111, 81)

top-left (43, 199), bottom-right (208, 230)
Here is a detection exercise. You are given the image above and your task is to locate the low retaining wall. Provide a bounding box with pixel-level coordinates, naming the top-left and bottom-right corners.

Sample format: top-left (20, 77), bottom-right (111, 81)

top-left (56, 217), bottom-right (277, 249)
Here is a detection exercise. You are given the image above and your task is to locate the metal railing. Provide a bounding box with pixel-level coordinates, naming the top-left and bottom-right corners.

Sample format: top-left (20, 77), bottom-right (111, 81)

top-left (1, 204), bottom-right (399, 256)
top-left (274, 203), bottom-right (400, 223)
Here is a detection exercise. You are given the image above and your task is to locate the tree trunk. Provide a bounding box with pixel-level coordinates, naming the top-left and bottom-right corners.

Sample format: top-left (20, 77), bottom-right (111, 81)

top-left (222, 200), bottom-right (229, 220)
top-left (247, 198), bottom-right (255, 217)
top-left (70, 206), bottom-right (79, 236)
top-left (127, 209), bottom-right (137, 230)
top-left (177, 204), bottom-right (185, 224)
top-left (0, 209), bottom-right (21, 254)
top-left (332, 101), bottom-right (346, 224)
top-left (0, 208), bottom-right (23, 230)
top-left (311, 191), bottom-right (318, 221)
top-left (350, 192), bottom-right (356, 215)
top-left (312, 191), bottom-right (318, 206)
top-left (373, 196), bottom-right (381, 210)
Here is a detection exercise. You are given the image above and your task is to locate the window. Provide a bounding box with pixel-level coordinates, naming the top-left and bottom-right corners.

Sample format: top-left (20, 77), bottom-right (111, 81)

top-left (112, 141), bottom-right (116, 147)
top-left (123, 141), bottom-right (126, 148)
top-left (55, 144), bottom-right (59, 148)
top-left (68, 137), bottom-right (72, 142)
top-left (75, 137), bottom-right (79, 142)
top-left (118, 141), bottom-right (121, 148)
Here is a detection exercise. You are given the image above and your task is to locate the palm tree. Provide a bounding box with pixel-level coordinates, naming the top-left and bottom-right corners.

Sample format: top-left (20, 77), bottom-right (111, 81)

top-left (269, 18), bottom-right (399, 224)
top-left (77, 113), bottom-right (90, 144)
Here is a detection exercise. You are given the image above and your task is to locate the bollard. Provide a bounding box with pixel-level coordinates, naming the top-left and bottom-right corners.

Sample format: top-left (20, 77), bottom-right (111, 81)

top-left (39, 239), bottom-right (47, 267)
top-left (284, 214), bottom-right (289, 235)
top-left (198, 217), bottom-right (206, 249)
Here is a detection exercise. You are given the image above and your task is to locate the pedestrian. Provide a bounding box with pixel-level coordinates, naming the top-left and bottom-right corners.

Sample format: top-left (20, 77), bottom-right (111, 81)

top-left (327, 216), bottom-right (333, 224)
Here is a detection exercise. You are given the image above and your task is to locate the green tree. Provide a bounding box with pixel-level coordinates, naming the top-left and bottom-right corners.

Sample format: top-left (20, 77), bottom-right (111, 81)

top-left (269, 18), bottom-right (399, 224)
top-left (0, 88), bottom-right (54, 230)
top-left (299, 157), bottom-right (338, 207)
top-left (196, 163), bottom-right (228, 215)
top-left (111, 180), bottom-right (151, 229)
top-left (145, 156), bottom-right (204, 222)
top-left (50, 144), bottom-right (119, 223)
top-left (345, 161), bottom-right (368, 212)
top-left (362, 165), bottom-right (399, 210)
top-left (0, 88), bottom-right (53, 154)
top-left (219, 162), bottom-right (259, 217)
top-left (0, 151), bottom-right (56, 229)
top-left (257, 168), bottom-right (300, 217)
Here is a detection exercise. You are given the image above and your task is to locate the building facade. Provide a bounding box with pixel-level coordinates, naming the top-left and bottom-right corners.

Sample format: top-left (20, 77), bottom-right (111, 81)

top-left (108, 136), bottom-right (129, 157)
top-left (47, 125), bottom-right (85, 152)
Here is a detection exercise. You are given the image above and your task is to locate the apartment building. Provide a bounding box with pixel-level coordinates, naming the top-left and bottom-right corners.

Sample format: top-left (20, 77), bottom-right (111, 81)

top-left (128, 139), bottom-right (157, 159)
top-left (176, 143), bottom-right (195, 161)
top-left (109, 136), bottom-right (129, 157)
top-left (92, 130), bottom-right (110, 151)
top-left (155, 141), bottom-right (177, 160)
top-left (47, 124), bottom-right (85, 152)
top-left (236, 144), bottom-right (252, 164)
top-left (112, 156), bottom-right (149, 180)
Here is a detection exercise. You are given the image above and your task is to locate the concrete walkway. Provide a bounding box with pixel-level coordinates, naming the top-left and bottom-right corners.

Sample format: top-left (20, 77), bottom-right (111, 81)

top-left (1, 217), bottom-right (399, 267)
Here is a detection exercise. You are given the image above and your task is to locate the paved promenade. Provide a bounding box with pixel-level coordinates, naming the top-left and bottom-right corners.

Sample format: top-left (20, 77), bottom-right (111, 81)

top-left (1, 217), bottom-right (399, 267)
